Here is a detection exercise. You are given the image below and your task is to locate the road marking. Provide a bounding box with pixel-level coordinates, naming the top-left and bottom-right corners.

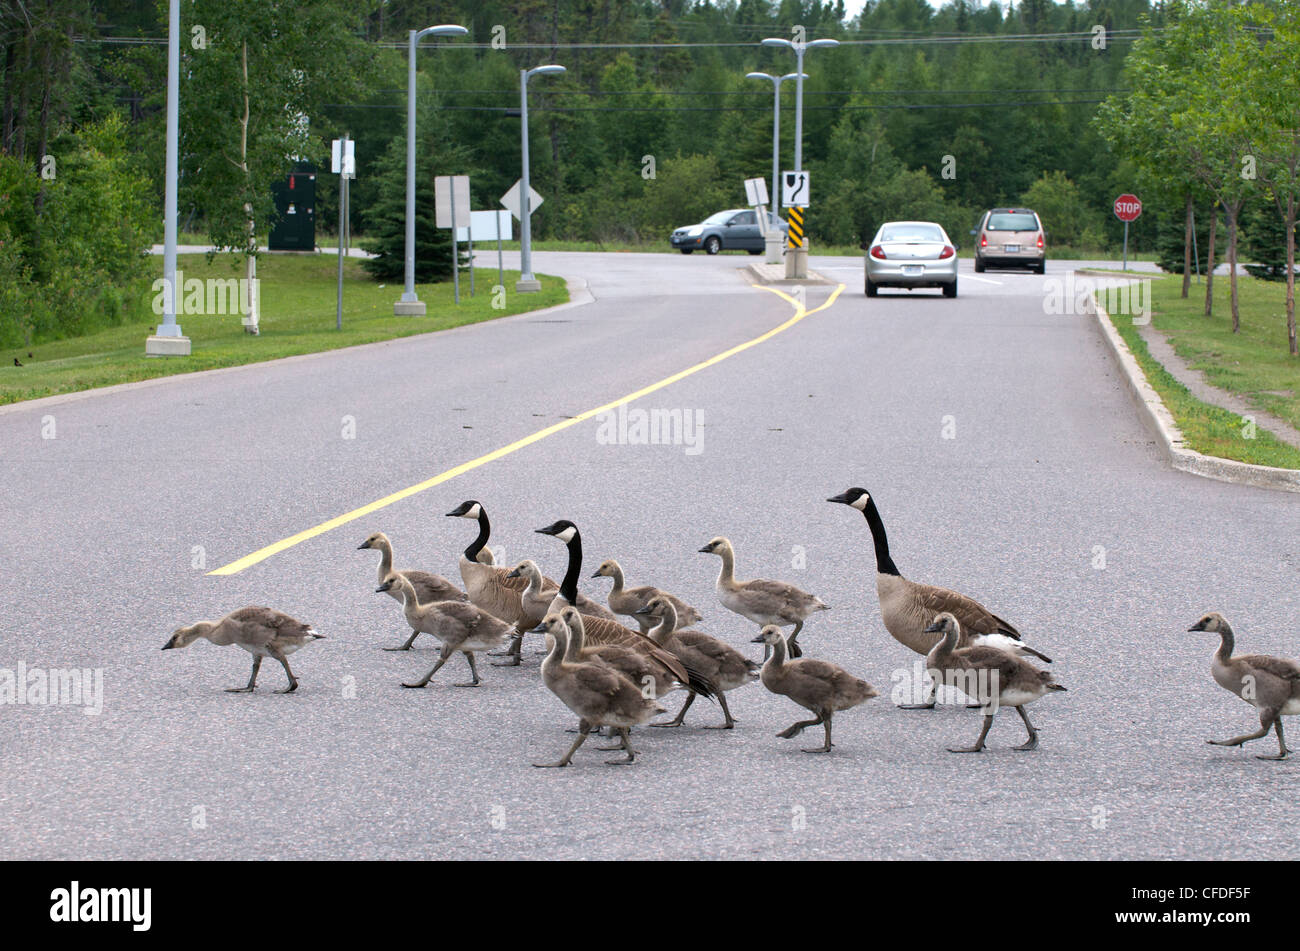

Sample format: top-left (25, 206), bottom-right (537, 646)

top-left (962, 272), bottom-right (1003, 285)
top-left (210, 282), bottom-right (846, 575)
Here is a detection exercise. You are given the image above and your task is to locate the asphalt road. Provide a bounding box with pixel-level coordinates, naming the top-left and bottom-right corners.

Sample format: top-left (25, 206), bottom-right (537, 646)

top-left (2, 250), bottom-right (1296, 860)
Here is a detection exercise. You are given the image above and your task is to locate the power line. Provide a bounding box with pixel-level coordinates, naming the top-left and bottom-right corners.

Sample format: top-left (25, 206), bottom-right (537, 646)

top-left (324, 98), bottom-right (1107, 112)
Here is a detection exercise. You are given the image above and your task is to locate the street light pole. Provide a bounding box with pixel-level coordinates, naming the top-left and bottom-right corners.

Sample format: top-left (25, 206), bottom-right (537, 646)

top-left (745, 71), bottom-right (805, 231)
top-left (760, 36), bottom-right (839, 175)
top-left (517, 63), bottom-right (565, 294)
top-left (145, 0), bottom-right (190, 356)
top-left (394, 24), bottom-right (467, 317)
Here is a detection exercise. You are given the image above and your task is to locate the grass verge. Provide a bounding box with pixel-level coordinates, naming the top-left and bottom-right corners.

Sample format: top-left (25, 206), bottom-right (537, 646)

top-left (0, 253), bottom-right (568, 406)
top-left (1102, 278), bottom-right (1300, 469)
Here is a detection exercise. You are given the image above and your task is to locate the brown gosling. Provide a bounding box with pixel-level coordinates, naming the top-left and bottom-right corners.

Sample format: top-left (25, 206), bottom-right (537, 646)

top-left (700, 537), bottom-right (827, 659)
top-left (507, 559), bottom-right (615, 628)
top-left (377, 575), bottom-right (513, 688)
top-left (924, 612), bottom-right (1065, 753)
top-left (162, 607), bottom-right (323, 693)
top-left (533, 612), bottom-right (667, 767)
top-left (1189, 612), bottom-right (1300, 761)
top-left (637, 596), bottom-right (759, 729)
top-left (358, 531), bottom-right (467, 651)
top-left (751, 625), bottom-right (877, 752)
top-left (591, 558), bottom-right (702, 633)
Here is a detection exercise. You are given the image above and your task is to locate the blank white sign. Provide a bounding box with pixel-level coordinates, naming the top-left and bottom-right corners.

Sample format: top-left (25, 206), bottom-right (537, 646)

top-left (456, 210), bottom-right (512, 242)
top-left (435, 175), bottom-right (471, 228)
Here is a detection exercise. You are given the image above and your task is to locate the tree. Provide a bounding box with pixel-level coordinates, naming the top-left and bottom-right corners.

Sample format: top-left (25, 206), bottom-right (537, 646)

top-left (181, 0), bottom-right (377, 333)
top-left (1020, 171), bottom-right (1100, 250)
top-left (361, 136), bottom-right (460, 284)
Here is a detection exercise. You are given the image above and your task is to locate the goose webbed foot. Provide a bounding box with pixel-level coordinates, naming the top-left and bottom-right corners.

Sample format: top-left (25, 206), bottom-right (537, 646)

top-left (948, 744), bottom-right (985, 754)
top-left (950, 714), bottom-right (994, 753)
top-left (604, 729), bottom-right (636, 765)
top-left (490, 654), bottom-right (521, 667)
top-left (899, 701), bottom-right (936, 710)
top-left (535, 725), bottom-right (589, 767)
top-left (229, 657), bottom-right (261, 693)
top-left (1256, 751), bottom-right (1289, 761)
top-left (384, 630), bottom-right (421, 652)
top-left (224, 685), bottom-right (255, 693)
top-left (652, 693), bottom-right (694, 728)
top-left (802, 717), bottom-right (833, 752)
top-left (1013, 734), bottom-right (1039, 751)
top-left (273, 681), bottom-right (298, 694)
top-left (453, 652), bottom-right (482, 686)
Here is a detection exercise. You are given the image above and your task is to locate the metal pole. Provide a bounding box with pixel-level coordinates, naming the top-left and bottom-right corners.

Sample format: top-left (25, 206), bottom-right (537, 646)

top-left (497, 211), bottom-right (504, 290)
top-left (794, 46), bottom-right (804, 173)
top-left (153, 0), bottom-right (185, 349)
top-left (1123, 221), bottom-right (1129, 272)
top-left (518, 69), bottom-right (537, 290)
top-left (772, 80), bottom-right (780, 229)
top-left (401, 30), bottom-right (418, 304)
top-left (337, 135), bottom-right (346, 330)
top-left (469, 224), bottom-right (474, 297)
top-left (451, 188), bottom-right (460, 304)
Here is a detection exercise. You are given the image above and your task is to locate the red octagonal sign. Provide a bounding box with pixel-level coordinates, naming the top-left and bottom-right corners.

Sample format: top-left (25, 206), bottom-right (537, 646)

top-left (1114, 193), bottom-right (1142, 222)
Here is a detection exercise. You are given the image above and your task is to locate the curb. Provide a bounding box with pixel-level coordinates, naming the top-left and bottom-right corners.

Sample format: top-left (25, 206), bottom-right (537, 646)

top-left (743, 262), bottom-right (834, 286)
top-left (0, 275), bottom-right (593, 417)
top-left (1089, 294), bottom-right (1300, 495)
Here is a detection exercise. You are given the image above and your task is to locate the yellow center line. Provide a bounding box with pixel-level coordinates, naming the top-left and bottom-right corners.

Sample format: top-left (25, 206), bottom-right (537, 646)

top-left (209, 282), bottom-right (846, 575)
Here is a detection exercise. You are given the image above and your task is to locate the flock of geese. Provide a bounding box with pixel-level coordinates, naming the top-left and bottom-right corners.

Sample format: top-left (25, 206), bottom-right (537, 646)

top-left (162, 489), bottom-right (1300, 765)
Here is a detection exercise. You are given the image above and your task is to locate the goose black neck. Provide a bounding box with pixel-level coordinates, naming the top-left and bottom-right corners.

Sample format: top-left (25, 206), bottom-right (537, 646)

top-left (863, 499), bottom-right (900, 576)
top-left (559, 531), bottom-right (583, 603)
top-left (464, 510), bottom-right (490, 561)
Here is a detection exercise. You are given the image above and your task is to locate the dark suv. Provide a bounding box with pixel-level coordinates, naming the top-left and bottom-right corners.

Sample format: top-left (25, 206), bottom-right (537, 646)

top-left (973, 208), bottom-right (1046, 273)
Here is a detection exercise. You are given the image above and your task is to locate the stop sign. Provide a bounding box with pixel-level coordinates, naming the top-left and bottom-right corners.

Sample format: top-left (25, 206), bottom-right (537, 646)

top-left (1114, 194), bottom-right (1142, 222)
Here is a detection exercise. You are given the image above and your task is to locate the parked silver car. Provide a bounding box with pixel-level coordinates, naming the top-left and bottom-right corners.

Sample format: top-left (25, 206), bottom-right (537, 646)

top-left (670, 209), bottom-right (770, 255)
top-left (863, 221), bottom-right (958, 298)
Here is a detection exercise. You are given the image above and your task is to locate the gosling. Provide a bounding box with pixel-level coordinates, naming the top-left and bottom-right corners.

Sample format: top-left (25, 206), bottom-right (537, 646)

top-left (162, 606), bottom-right (323, 694)
top-left (377, 575), bottom-right (513, 688)
top-left (1190, 612), bottom-right (1300, 761)
top-left (751, 626), bottom-right (877, 752)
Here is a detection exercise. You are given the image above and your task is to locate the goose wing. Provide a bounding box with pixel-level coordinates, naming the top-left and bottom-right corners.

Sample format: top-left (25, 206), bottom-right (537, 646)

top-left (912, 582), bottom-right (1020, 640)
top-left (402, 570), bottom-right (467, 603)
top-left (1237, 653), bottom-right (1300, 684)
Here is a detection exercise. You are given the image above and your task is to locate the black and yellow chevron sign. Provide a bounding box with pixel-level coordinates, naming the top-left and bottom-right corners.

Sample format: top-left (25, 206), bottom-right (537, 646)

top-left (787, 207), bottom-right (805, 249)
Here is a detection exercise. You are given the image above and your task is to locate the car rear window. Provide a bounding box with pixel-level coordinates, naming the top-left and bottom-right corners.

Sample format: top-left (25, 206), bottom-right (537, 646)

top-left (880, 224), bottom-right (944, 242)
top-left (986, 212), bottom-right (1038, 231)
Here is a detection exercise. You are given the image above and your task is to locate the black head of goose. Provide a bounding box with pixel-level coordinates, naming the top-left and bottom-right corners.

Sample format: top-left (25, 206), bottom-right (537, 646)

top-left (828, 486), bottom-right (1050, 708)
top-left (445, 501), bottom-right (556, 636)
top-left (1189, 612), bottom-right (1300, 761)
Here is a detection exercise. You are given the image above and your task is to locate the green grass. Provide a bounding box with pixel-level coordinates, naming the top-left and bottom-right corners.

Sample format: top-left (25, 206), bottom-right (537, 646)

top-left (1103, 274), bottom-right (1300, 470)
top-left (0, 253), bottom-right (567, 406)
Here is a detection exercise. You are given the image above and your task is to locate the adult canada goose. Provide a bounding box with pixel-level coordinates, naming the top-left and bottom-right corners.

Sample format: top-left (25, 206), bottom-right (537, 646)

top-left (377, 575), bottom-right (513, 687)
top-left (924, 613), bottom-right (1065, 753)
top-left (751, 626), bottom-right (877, 752)
top-left (445, 500), bottom-right (559, 666)
top-left (637, 597), bottom-right (759, 729)
top-left (507, 560), bottom-right (615, 628)
top-left (827, 487), bottom-right (1050, 708)
top-left (592, 558), bottom-right (702, 633)
top-left (358, 531), bottom-right (467, 650)
top-left (532, 612), bottom-right (667, 767)
top-left (536, 519), bottom-right (717, 701)
top-left (162, 607), bottom-right (323, 694)
top-left (698, 537), bottom-right (826, 659)
top-left (1189, 612), bottom-right (1300, 761)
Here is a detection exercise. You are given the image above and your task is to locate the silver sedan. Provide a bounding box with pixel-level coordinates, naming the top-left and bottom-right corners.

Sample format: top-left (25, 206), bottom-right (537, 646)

top-left (863, 221), bottom-right (958, 298)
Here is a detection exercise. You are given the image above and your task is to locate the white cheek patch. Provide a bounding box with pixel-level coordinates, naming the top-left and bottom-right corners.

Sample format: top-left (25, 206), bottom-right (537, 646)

top-left (851, 494), bottom-right (869, 511)
top-left (556, 526), bottom-right (577, 544)
top-left (463, 503), bottom-right (482, 520)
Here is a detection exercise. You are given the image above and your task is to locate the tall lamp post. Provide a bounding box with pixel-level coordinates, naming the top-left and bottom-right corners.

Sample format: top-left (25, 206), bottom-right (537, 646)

top-left (516, 63), bottom-right (565, 293)
top-left (759, 37), bottom-right (838, 175)
top-left (394, 24), bottom-right (468, 317)
top-left (145, 0), bottom-right (190, 356)
top-left (744, 70), bottom-right (805, 231)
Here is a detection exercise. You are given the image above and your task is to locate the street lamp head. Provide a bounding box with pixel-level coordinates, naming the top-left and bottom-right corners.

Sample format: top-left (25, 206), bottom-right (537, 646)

top-left (761, 38), bottom-right (793, 49)
top-left (527, 64), bottom-right (567, 78)
top-left (419, 24), bottom-right (468, 39)
top-left (781, 72), bottom-right (808, 82)
top-left (806, 38), bottom-right (840, 49)
top-left (746, 71), bottom-right (776, 81)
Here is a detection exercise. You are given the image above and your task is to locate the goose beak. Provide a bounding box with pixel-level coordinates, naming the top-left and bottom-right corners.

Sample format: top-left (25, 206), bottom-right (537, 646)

top-left (633, 606), bottom-right (652, 615)
top-left (750, 634), bottom-right (765, 644)
top-left (160, 638), bottom-right (175, 651)
top-left (827, 492), bottom-right (851, 504)
top-left (375, 582), bottom-right (392, 593)
top-left (535, 521), bottom-right (564, 536)
top-left (924, 621), bottom-right (943, 633)
top-left (1187, 621), bottom-right (1204, 632)
top-left (506, 568), bottom-right (521, 579)
top-left (528, 623), bottom-right (548, 635)
top-left (697, 546), bottom-right (711, 553)
top-left (357, 542), bottom-right (369, 550)
top-left (589, 570), bottom-right (601, 578)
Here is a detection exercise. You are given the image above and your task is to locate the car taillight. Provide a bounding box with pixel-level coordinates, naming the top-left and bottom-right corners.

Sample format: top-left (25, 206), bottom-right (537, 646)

top-left (870, 245), bottom-right (886, 260)
top-left (938, 245), bottom-right (954, 259)
top-left (1037, 234), bottom-right (1044, 249)
top-left (979, 234), bottom-right (987, 248)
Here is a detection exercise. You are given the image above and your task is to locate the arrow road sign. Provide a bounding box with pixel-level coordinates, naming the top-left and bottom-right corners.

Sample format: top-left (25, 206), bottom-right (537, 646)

top-left (782, 170), bottom-right (810, 207)
top-left (500, 179), bottom-right (544, 221)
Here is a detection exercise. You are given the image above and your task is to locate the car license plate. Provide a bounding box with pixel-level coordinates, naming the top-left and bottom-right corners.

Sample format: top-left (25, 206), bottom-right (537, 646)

top-left (902, 265), bottom-right (923, 276)
top-left (1003, 243), bottom-right (1021, 253)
